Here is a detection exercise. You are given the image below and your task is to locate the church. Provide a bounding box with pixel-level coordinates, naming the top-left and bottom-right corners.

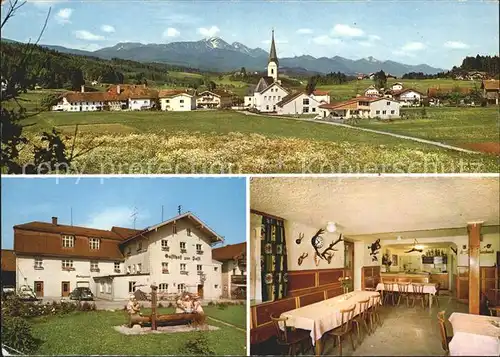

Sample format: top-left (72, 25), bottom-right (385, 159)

top-left (244, 31), bottom-right (330, 114)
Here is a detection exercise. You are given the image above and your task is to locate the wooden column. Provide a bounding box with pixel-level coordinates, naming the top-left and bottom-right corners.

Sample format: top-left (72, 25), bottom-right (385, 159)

top-left (150, 285), bottom-right (158, 330)
top-left (467, 221), bottom-right (482, 314)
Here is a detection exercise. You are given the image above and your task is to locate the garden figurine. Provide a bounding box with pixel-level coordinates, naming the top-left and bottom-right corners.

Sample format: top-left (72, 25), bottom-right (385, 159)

top-left (127, 294), bottom-right (141, 316)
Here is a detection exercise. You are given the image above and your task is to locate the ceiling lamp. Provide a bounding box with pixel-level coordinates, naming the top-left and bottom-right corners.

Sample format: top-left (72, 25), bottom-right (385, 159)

top-left (326, 222), bottom-right (337, 233)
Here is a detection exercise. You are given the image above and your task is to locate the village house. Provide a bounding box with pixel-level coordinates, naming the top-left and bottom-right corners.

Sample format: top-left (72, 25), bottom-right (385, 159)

top-left (275, 92), bottom-right (323, 115)
top-left (1, 249), bottom-right (16, 289)
top-left (391, 82), bottom-right (404, 91)
top-left (244, 30), bottom-right (291, 112)
top-left (318, 96), bottom-right (400, 120)
top-left (196, 90), bottom-right (233, 109)
top-left (481, 79), bottom-right (499, 105)
top-left (158, 90), bottom-right (196, 111)
top-left (364, 85), bottom-right (381, 97)
top-left (392, 88), bottom-right (425, 106)
top-left (212, 242), bottom-right (246, 299)
top-left (13, 213), bottom-right (224, 301)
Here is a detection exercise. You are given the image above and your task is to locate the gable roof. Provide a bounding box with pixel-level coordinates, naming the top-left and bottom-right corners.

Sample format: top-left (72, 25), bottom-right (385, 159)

top-left (427, 87), bottom-right (473, 97)
top-left (365, 85), bottom-right (379, 91)
top-left (312, 90), bottom-right (329, 96)
top-left (319, 96), bottom-right (383, 110)
top-left (121, 212), bottom-right (224, 245)
top-left (158, 89), bottom-right (192, 98)
top-left (482, 79), bottom-right (499, 91)
top-left (212, 242), bottom-right (246, 261)
top-left (197, 90), bottom-right (232, 98)
top-left (268, 30), bottom-right (279, 65)
top-left (111, 226), bottom-right (142, 239)
top-left (393, 88), bottom-right (425, 96)
top-left (14, 221), bottom-right (128, 241)
top-left (1, 250), bottom-right (16, 271)
top-left (260, 81), bottom-right (289, 95)
top-left (255, 76), bottom-right (275, 93)
top-left (276, 92), bottom-right (303, 107)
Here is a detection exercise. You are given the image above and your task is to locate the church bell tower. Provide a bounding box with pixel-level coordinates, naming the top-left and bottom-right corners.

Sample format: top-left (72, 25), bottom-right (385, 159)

top-left (267, 29), bottom-right (279, 82)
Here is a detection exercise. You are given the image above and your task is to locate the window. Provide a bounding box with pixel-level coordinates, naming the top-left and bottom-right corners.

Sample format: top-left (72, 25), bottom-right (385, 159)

top-left (233, 268), bottom-right (236, 275)
top-left (137, 263), bottom-right (142, 273)
top-left (312, 108), bottom-right (316, 112)
top-left (278, 96), bottom-right (281, 100)
top-left (266, 105), bottom-right (269, 110)
top-left (196, 243), bottom-right (202, 251)
top-left (128, 281), bottom-right (136, 293)
top-left (162, 262), bottom-right (169, 273)
top-left (177, 284), bottom-right (185, 293)
top-left (391, 110), bottom-right (395, 114)
top-left (161, 240), bottom-right (169, 251)
top-left (271, 69), bottom-right (274, 74)
top-left (173, 224), bottom-right (177, 235)
top-left (106, 283), bottom-right (111, 293)
top-left (264, 96), bottom-right (267, 100)
top-left (62, 235), bottom-right (74, 248)
top-left (180, 242), bottom-right (186, 253)
top-left (166, 99), bottom-right (170, 103)
top-left (34, 258), bottom-right (43, 269)
top-left (127, 247), bottom-right (132, 256)
top-left (273, 96), bottom-right (276, 100)
top-left (144, 100), bottom-right (147, 104)
top-left (382, 110), bottom-right (387, 114)
top-left (100, 282), bottom-right (104, 293)
top-left (114, 262), bottom-right (120, 273)
top-left (180, 99), bottom-right (184, 103)
top-left (127, 265), bottom-right (131, 274)
top-left (214, 284), bottom-right (219, 289)
top-left (376, 110), bottom-right (380, 115)
top-left (132, 264), bottom-right (136, 273)
top-left (90, 261), bottom-right (99, 271)
top-left (89, 238), bottom-right (100, 250)
top-left (197, 264), bottom-right (202, 271)
top-left (387, 102), bottom-right (390, 106)
top-left (180, 263), bottom-right (187, 273)
top-left (159, 283), bottom-right (168, 292)
top-left (303, 98), bottom-right (310, 105)
top-left (137, 241), bottom-right (142, 252)
top-left (187, 228), bottom-right (192, 236)
top-left (214, 266), bottom-right (218, 272)
top-left (62, 260), bottom-right (73, 270)
top-left (303, 107), bottom-right (309, 113)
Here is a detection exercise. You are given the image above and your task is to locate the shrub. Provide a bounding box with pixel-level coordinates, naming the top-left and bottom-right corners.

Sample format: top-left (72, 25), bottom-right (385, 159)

top-left (207, 301), bottom-right (215, 306)
top-left (167, 302), bottom-right (174, 308)
top-left (217, 302), bottom-right (228, 310)
top-left (1, 316), bottom-right (41, 354)
top-left (157, 303), bottom-right (163, 308)
top-left (181, 331), bottom-right (215, 355)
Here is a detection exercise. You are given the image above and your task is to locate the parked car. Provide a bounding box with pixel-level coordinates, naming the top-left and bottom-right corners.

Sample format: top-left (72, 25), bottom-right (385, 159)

top-left (69, 287), bottom-right (94, 301)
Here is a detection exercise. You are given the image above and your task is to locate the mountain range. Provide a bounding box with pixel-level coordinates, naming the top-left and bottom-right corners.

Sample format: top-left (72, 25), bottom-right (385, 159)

top-left (33, 37), bottom-right (445, 76)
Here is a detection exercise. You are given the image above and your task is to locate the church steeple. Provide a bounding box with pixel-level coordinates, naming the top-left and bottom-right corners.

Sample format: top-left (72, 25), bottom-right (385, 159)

top-left (268, 29), bottom-right (279, 66)
top-left (267, 29), bottom-right (279, 82)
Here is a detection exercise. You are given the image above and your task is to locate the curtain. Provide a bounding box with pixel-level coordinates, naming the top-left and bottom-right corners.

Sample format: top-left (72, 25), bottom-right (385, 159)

top-left (261, 215), bottom-right (288, 302)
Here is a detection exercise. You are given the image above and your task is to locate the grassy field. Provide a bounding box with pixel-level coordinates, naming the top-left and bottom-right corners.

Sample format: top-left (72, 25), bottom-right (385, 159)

top-left (30, 305), bottom-right (246, 355)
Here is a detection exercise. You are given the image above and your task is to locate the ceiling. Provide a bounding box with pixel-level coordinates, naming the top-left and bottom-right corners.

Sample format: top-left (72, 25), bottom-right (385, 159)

top-left (250, 176), bottom-right (500, 240)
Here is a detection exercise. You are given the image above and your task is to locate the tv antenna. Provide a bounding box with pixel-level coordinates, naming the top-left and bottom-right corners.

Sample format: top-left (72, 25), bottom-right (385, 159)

top-left (131, 207), bottom-right (139, 229)
top-left (178, 205), bottom-right (182, 215)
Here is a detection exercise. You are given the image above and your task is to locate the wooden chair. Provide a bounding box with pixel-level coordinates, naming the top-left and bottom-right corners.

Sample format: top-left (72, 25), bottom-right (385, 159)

top-left (411, 283), bottom-right (426, 308)
top-left (430, 283), bottom-right (440, 308)
top-left (270, 314), bottom-right (312, 356)
top-left (383, 282), bottom-right (396, 306)
top-left (352, 299), bottom-right (371, 344)
top-left (328, 305), bottom-right (356, 356)
top-left (486, 288), bottom-right (500, 316)
top-left (437, 311), bottom-right (452, 355)
top-left (367, 294), bottom-right (382, 333)
top-left (397, 282), bottom-right (411, 307)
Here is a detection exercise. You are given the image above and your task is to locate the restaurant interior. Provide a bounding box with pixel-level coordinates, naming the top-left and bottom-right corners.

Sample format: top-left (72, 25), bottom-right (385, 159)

top-left (249, 176), bottom-right (500, 356)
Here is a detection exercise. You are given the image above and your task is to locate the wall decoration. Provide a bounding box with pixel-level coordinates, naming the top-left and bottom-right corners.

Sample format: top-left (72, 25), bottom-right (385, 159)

top-left (295, 233), bottom-right (305, 245)
top-left (382, 253), bottom-right (392, 268)
top-left (480, 243), bottom-right (494, 254)
top-left (450, 246), bottom-right (458, 255)
top-left (460, 244), bottom-right (469, 255)
top-left (392, 254), bottom-right (398, 266)
top-left (368, 239), bottom-right (381, 262)
top-left (298, 252), bottom-right (308, 266)
top-left (310, 229), bottom-right (343, 264)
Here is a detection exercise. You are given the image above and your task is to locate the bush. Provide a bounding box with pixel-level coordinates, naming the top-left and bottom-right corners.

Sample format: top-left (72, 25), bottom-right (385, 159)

top-left (167, 302), bottom-right (174, 308)
top-left (157, 302), bottom-right (163, 308)
top-left (181, 331), bottom-right (215, 355)
top-left (1, 316), bottom-right (41, 353)
top-left (217, 302), bottom-right (228, 310)
top-left (207, 301), bottom-right (215, 306)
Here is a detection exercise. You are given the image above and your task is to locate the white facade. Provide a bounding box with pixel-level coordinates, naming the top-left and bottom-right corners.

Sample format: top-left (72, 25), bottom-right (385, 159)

top-left (311, 93), bottom-right (330, 104)
top-left (369, 99), bottom-right (401, 119)
top-left (221, 260), bottom-right (245, 299)
top-left (16, 256), bottom-right (120, 298)
top-left (267, 61), bottom-right (278, 82)
top-left (319, 98), bottom-right (400, 120)
top-left (252, 83), bottom-right (289, 112)
top-left (364, 86), bottom-right (380, 97)
top-left (52, 97), bottom-right (105, 112)
top-left (391, 83), bottom-right (404, 91)
top-left (398, 90), bottom-right (422, 106)
top-left (160, 94), bottom-right (195, 111)
top-left (129, 98), bottom-right (153, 111)
top-left (276, 93), bottom-right (322, 115)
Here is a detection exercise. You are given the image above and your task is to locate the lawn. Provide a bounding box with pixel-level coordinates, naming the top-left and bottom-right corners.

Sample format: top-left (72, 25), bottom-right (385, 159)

top-left (30, 306), bottom-right (246, 355)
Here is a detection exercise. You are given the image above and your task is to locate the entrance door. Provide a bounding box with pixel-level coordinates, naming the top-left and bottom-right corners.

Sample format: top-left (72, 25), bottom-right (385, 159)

top-left (344, 241), bottom-right (354, 291)
top-left (34, 281), bottom-right (44, 297)
top-left (197, 285), bottom-right (204, 298)
top-left (61, 281), bottom-right (70, 297)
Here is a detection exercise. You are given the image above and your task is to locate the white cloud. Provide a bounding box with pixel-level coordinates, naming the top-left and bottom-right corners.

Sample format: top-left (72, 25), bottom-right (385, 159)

top-left (444, 41), bottom-right (469, 49)
top-left (84, 206), bottom-right (149, 231)
top-left (358, 41), bottom-right (374, 47)
top-left (197, 26), bottom-right (220, 38)
top-left (369, 35), bottom-right (381, 41)
top-left (55, 8), bottom-right (72, 24)
top-left (312, 35), bottom-right (342, 46)
top-left (401, 41), bottom-right (426, 51)
top-left (75, 30), bottom-right (105, 41)
top-left (27, 0), bottom-right (64, 8)
top-left (163, 27), bottom-right (180, 38)
top-left (332, 24), bottom-right (364, 37)
top-left (101, 25), bottom-right (115, 33)
top-left (297, 28), bottom-right (313, 35)
top-left (262, 39), bottom-right (288, 45)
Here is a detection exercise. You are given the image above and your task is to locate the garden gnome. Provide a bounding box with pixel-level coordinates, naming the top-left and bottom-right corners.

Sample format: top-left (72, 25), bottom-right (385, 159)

top-left (127, 294), bottom-right (141, 316)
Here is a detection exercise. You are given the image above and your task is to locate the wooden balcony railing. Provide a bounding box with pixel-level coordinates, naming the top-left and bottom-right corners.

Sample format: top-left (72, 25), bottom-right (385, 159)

top-left (231, 275), bottom-right (247, 285)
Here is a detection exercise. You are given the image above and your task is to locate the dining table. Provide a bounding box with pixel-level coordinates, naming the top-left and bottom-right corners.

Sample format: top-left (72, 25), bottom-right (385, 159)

top-left (375, 282), bottom-right (437, 308)
top-left (280, 290), bottom-right (380, 356)
top-left (448, 312), bottom-right (500, 356)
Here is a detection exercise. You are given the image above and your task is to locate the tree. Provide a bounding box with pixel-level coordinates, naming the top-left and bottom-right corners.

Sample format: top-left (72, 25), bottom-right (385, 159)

top-left (240, 67), bottom-right (247, 77)
top-left (39, 93), bottom-right (61, 110)
top-left (373, 70), bottom-right (387, 89)
top-left (305, 76), bottom-right (317, 95)
top-left (206, 81), bottom-right (216, 92)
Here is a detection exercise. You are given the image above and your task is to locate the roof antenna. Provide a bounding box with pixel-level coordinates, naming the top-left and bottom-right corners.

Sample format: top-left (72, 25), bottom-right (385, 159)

top-left (131, 207), bottom-right (138, 229)
top-left (178, 205), bottom-right (182, 215)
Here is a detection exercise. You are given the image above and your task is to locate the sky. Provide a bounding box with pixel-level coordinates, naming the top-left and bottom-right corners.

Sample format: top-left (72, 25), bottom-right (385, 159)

top-left (1, 0), bottom-right (499, 69)
top-left (1, 177), bottom-right (246, 249)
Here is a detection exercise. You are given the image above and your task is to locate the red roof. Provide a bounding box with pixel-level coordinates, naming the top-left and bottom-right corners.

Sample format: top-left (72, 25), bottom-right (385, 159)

top-left (14, 221), bottom-right (128, 240)
top-left (1, 250), bottom-right (16, 271)
top-left (158, 89), bottom-right (191, 98)
top-left (313, 90), bottom-right (329, 96)
top-left (319, 96), bottom-right (382, 110)
top-left (212, 242), bottom-right (246, 261)
top-left (482, 80), bottom-right (499, 91)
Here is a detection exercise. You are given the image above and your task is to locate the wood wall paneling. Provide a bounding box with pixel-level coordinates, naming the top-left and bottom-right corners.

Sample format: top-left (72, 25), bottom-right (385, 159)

top-left (467, 222), bottom-right (481, 314)
top-left (361, 266), bottom-right (381, 290)
top-left (254, 297), bottom-right (297, 327)
top-left (298, 291), bottom-right (325, 307)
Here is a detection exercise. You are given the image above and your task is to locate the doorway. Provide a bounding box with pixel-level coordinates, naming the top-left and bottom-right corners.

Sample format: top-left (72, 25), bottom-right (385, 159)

top-left (34, 281), bottom-right (44, 297)
top-left (344, 240), bottom-right (354, 291)
top-left (61, 281), bottom-right (70, 297)
top-left (197, 285), bottom-right (204, 298)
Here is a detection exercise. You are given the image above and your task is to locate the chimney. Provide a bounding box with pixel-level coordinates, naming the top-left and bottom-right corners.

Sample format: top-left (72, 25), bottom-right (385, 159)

top-left (81, 85), bottom-right (85, 93)
top-left (117, 85), bottom-right (121, 94)
top-left (52, 217), bottom-right (58, 225)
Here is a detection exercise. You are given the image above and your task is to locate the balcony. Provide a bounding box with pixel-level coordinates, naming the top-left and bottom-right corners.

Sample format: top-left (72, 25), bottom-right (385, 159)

top-left (180, 249), bottom-right (187, 253)
top-left (231, 275), bottom-right (247, 285)
top-left (196, 250), bottom-right (204, 255)
top-left (162, 246), bottom-right (170, 252)
top-left (180, 271), bottom-right (188, 275)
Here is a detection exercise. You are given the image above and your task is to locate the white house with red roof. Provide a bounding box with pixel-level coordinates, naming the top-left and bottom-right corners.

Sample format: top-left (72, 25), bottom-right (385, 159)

top-left (319, 96), bottom-right (400, 120)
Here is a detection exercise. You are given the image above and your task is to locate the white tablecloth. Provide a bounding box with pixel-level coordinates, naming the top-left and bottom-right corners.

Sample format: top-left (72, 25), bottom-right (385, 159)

top-left (280, 290), bottom-right (380, 345)
top-left (375, 282), bottom-right (437, 295)
top-left (448, 312), bottom-right (500, 356)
